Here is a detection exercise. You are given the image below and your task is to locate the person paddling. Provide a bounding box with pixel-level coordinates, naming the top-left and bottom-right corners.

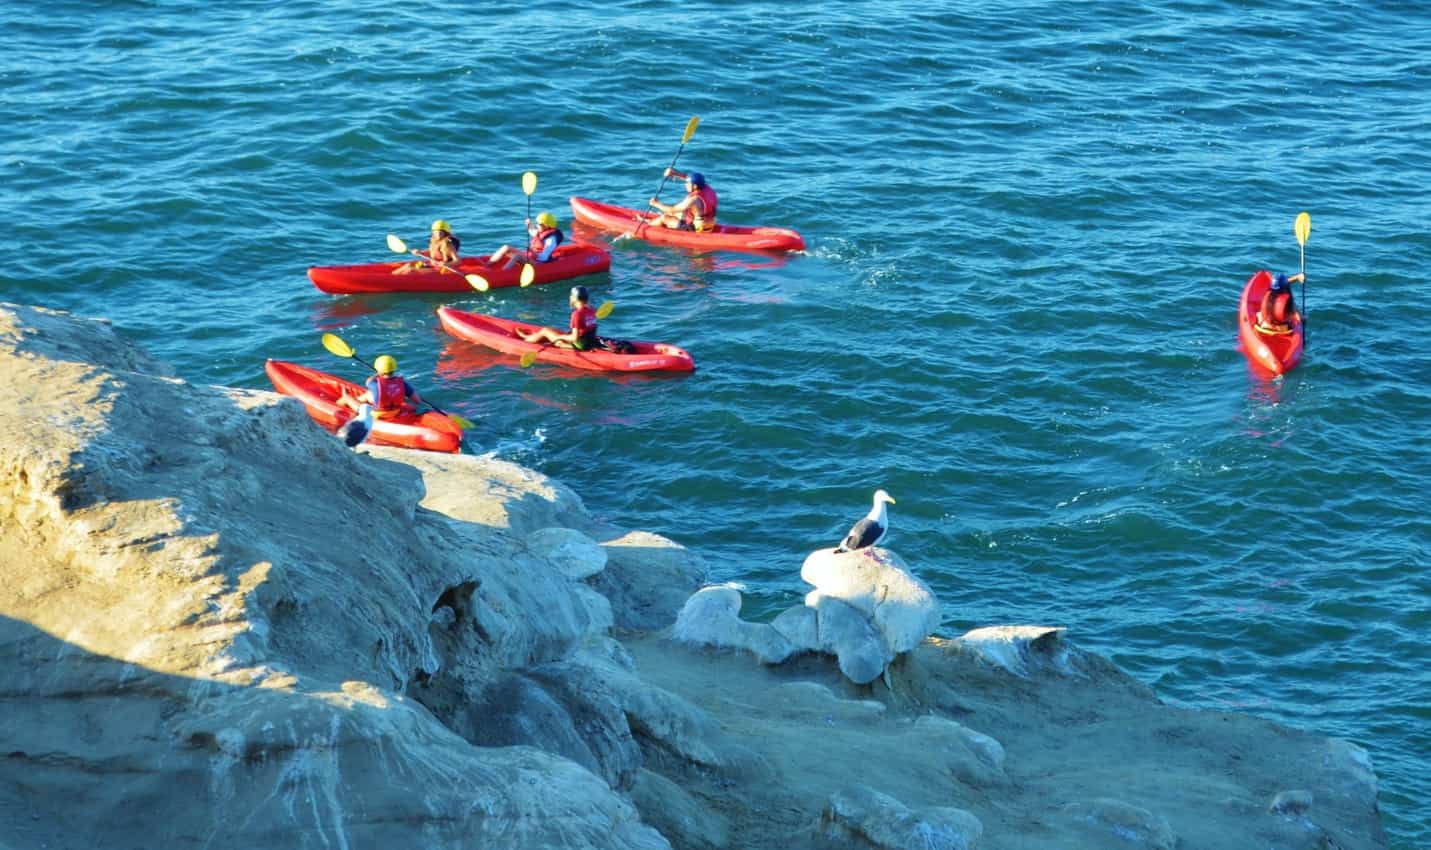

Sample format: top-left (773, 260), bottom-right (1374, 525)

top-left (393, 220), bottom-right (461, 275)
top-left (1256, 272), bottom-right (1304, 334)
top-left (520, 285), bottom-right (600, 351)
top-left (647, 169), bottom-right (718, 232)
top-left (490, 211), bottom-right (565, 269)
top-left (337, 354), bottom-right (427, 418)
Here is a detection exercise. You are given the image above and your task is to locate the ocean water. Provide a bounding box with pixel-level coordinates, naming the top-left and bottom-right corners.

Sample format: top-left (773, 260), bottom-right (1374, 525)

top-left (3, 0), bottom-right (1428, 844)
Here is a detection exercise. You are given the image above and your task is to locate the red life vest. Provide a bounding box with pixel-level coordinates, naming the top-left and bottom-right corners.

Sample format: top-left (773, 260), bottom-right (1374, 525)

top-left (685, 186), bottom-right (719, 231)
top-left (370, 375), bottom-right (411, 417)
top-left (528, 225), bottom-right (564, 257)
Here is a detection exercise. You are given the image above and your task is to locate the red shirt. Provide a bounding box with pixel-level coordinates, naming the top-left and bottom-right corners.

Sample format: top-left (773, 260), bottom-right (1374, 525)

top-left (570, 305), bottom-right (598, 335)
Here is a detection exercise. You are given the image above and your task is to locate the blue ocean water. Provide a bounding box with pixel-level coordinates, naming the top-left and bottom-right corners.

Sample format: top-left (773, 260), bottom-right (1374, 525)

top-left (3, 1), bottom-right (1428, 844)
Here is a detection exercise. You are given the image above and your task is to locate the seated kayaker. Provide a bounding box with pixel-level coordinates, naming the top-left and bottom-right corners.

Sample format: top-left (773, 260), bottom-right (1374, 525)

top-left (336, 354), bottom-right (426, 419)
top-left (489, 211), bottom-right (565, 269)
top-left (393, 220), bottom-right (461, 275)
top-left (520, 285), bottom-right (600, 351)
top-left (647, 170), bottom-right (718, 232)
top-left (1256, 272), bottom-right (1304, 334)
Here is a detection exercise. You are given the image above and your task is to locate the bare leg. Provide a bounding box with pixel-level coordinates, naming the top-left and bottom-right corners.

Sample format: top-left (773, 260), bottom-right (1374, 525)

top-left (521, 327), bottom-right (567, 345)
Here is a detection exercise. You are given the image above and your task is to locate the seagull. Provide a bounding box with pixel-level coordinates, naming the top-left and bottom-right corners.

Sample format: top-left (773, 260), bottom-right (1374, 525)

top-left (835, 489), bottom-right (896, 553)
top-left (336, 403), bottom-right (373, 449)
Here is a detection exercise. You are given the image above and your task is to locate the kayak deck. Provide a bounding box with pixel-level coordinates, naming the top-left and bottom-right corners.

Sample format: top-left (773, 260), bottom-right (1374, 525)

top-left (569, 196), bottom-right (805, 253)
top-left (436, 306), bottom-right (695, 373)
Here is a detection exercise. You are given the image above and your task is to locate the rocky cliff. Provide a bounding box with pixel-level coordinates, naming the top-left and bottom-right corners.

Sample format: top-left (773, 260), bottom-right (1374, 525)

top-left (0, 303), bottom-right (1387, 850)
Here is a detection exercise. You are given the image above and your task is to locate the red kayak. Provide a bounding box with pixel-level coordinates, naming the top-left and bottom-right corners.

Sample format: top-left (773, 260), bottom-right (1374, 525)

top-left (1237, 269), bottom-right (1304, 376)
top-left (436, 306), bottom-right (695, 373)
top-left (264, 359), bottom-right (463, 453)
top-left (569, 197), bottom-right (805, 253)
top-left (307, 243), bottom-right (611, 295)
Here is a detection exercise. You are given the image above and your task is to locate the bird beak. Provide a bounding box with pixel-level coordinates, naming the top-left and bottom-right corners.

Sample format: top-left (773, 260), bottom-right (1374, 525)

top-left (887, 496), bottom-right (896, 504)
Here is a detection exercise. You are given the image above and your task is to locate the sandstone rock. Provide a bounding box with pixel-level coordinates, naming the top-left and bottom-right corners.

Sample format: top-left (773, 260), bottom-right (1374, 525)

top-left (771, 603), bottom-right (820, 653)
top-left (672, 585), bottom-right (795, 665)
top-left (593, 529), bottom-right (709, 630)
top-left (821, 784), bottom-right (983, 850)
top-left (529, 526), bottom-right (609, 579)
top-left (800, 548), bottom-right (939, 655)
top-left (0, 303), bottom-right (672, 849)
top-left (1059, 798), bottom-right (1177, 850)
top-left (911, 715), bottom-right (1007, 788)
top-left (954, 625), bottom-right (1076, 678)
top-left (631, 769), bottom-right (731, 850)
top-left (814, 595), bottom-right (891, 685)
top-left (1322, 738), bottom-right (1378, 809)
top-left (1270, 789), bottom-right (1314, 816)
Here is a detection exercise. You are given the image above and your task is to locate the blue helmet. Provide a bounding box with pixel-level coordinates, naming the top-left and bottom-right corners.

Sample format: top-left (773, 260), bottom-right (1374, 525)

top-left (570, 285), bottom-right (589, 303)
top-left (1272, 273), bottom-right (1289, 291)
top-left (687, 172), bottom-right (706, 188)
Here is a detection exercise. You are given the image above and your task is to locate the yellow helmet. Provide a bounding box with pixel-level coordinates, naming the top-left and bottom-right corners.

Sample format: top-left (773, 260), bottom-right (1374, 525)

top-left (374, 354), bottom-right (398, 375)
top-left (431, 219), bottom-right (451, 233)
top-left (536, 211), bottom-right (557, 228)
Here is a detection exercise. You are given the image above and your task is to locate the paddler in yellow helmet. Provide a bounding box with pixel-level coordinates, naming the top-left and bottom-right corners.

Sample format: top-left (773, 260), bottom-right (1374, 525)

top-left (490, 210), bottom-right (566, 270)
top-left (336, 354), bottom-right (427, 419)
top-left (393, 219), bottom-right (462, 275)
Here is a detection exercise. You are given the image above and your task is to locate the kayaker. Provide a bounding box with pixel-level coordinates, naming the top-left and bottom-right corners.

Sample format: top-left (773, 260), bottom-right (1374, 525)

top-left (1256, 272), bottom-right (1304, 334)
top-left (489, 211), bottom-right (565, 269)
top-left (393, 220), bottom-right (461, 275)
top-left (336, 354), bottom-right (427, 418)
top-left (520, 285), bottom-right (600, 351)
top-left (648, 170), bottom-right (718, 232)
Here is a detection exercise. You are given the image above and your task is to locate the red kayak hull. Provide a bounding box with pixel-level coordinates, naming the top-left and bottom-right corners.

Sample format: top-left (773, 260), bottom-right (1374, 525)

top-left (264, 359), bottom-right (463, 453)
top-left (568, 196), bottom-right (805, 253)
top-left (1237, 269), bottom-right (1304, 376)
top-left (307, 244), bottom-right (611, 295)
top-left (436, 306), bottom-right (695, 373)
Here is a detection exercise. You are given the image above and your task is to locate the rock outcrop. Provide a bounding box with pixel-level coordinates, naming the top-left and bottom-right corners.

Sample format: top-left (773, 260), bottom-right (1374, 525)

top-left (0, 303), bottom-right (1391, 850)
top-left (674, 546), bottom-right (940, 684)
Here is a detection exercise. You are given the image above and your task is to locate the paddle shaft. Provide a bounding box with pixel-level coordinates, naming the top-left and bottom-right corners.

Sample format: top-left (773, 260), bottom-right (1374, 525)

top-left (1300, 241), bottom-right (1307, 348)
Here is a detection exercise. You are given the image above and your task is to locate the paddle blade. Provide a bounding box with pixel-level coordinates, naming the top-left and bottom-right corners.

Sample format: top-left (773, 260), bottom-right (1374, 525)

top-left (321, 332), bottom-right (355, 359)
top-left (1295, 212), bottom-right (1311, 246)
top-left (519, 350), bottom-right (540, 368)
top-left (386, 233), bottom-right (408, 254)
top-left (682, 115), bottom-right (700, 144)
top-left (448, 413), bottom-right (474, 430)
top-left (522, 171), bottom-right (538, 196)
top-left (519, 264), bottom-right (536, 287)
top-left (595, 301), bottom-right (614, 319)
top-left (467, 274), bottom-right (490, 292)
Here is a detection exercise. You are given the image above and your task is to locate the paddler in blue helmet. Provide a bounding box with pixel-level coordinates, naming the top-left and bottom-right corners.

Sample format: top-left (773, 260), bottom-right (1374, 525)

top-left (649, 169), bottom-right (719, 232)
top-left (1256, 271), bottom-right (1304, 334)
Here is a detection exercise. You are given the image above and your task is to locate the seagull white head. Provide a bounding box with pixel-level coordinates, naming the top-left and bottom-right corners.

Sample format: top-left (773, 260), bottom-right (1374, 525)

top-left (873, 489), bottom-right (895, 507)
